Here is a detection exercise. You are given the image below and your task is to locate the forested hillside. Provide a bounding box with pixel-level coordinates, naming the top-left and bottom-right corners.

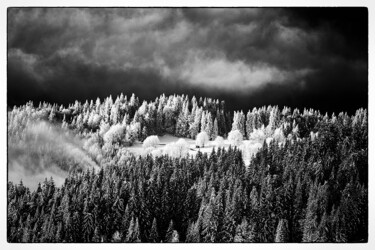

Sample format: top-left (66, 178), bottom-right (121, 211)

top-left (7, 93), bottom-right (368, 243)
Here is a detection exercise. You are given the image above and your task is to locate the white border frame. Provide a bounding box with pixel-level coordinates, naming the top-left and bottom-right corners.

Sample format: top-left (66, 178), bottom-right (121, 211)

top-left (1, 1), bottom-right (374, 250)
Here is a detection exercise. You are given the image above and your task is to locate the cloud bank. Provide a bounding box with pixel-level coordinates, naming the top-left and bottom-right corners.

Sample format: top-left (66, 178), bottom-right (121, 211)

top-left (8, 8), bottom-right (367, 113)
top-left (8, 121), bottom-right (99, 190)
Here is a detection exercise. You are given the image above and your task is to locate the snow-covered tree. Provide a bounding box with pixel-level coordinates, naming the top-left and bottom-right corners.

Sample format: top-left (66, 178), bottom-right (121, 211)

top-left (164, 139), bottom-right (190, 158)
top-left (156, 101), bottom-right (164, 133)
top-left (273, 127), bottom-right (286, 144)
top-left (110, 102), bottom-right (120, 124)
top-left (122, 114), bottom-right (129, 126)
top-left (127, 122), bottom-right (140, 143)
top-left (48, 106), bottom-right (56, 122)
top-left (275, 219), bottom-right (289, 243)
top-left (214, 136), bottom-right (224, 148)
top-left (204, 113), bottom-right (213, 139)
top-left (75, 114), bottom-right (83, 131)
top-left (213, 118), bottom-right (219, 139)
top-left (99, 121), bottom-right (110, 136)
top-left (200, 111), bottom-right (207, 133)
top-left (196, 131), bottom-right (209, 148)
top-left (249, 125), bottom-right (266, 144)
top-left (228, 129), bottom-right (243, 146)
top-left (266, 107), bottom-right (279, 136)
top-left (163, 105), bottom-right (175, 134)
top-left (175, 101), bottom-right (190, 137)
top-left (189, 108), bottom-right (202, 139)
top-left (103, 124), bottom-right (126, 145)
top-left (232, 111), bottom-right (246, 137)
top-left (138, 101), bottom-right (148, 116)
top-left (245, 110), bottom-right (253, 139)
top-left (175, 138), bottom-right (190, 157)
top-left (242, 141), bottom-right (263, 160)
top-left (129, 93), bottom-right (139, 108)
top-left (143, 135), bottom-right (160, 149)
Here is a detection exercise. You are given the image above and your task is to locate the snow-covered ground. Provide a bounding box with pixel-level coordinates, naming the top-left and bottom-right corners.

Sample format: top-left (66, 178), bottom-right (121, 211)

top-left (126, 134), bottom-right (263, 166)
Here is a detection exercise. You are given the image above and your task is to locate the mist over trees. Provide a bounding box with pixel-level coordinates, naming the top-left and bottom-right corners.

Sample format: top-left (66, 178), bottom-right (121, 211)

top-left (7, 93), bottom-right (368, 243)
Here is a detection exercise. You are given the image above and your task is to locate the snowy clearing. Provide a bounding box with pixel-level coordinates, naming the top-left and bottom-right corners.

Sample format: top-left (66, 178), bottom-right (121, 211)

top-left (126, 134), bottom-right (263, 166)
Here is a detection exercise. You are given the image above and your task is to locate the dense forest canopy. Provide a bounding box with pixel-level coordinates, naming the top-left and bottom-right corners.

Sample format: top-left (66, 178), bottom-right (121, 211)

top-left (7, 93), bottom-right (368, 243)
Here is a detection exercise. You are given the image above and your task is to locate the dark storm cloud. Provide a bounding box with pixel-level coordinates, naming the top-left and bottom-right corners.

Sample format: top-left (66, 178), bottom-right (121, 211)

top-left (7, 8), bottom-right (367, 113)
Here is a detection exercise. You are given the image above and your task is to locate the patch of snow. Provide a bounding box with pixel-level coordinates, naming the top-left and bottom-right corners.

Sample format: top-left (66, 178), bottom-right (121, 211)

top-left (126, 134), bottom-right (263, 167)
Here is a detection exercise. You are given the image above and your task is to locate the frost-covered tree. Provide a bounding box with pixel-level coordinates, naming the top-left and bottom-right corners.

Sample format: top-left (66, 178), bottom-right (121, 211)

top-left (75, 114), bottom-right (83, 131)
top-left (189, 108), bottom-right (202, 139)
top-left (228, 129), bottom-right (243, 146)
top-left (122, 114), bottom-right (129, 126)
top-left (245, 110), bottom-right (254, 139)
top-left (204, 113), bottom-right (214, 139)
top-left (233, 218), bottom-right (255, 242)
top-left (138, 101), bottom-right (148, 116)
top-left (275, 219), bottom-right (289, 242)
top-left (103, 124), bottom-right (126, 145)
top-left (214, 136), bottom-right (224, 148)
top-left (143, 135), bottom-right (160, 149)
top-left (273, 127), bottom-right (286, 145)
top-left (200, 111), bottom-right (207, 133)
top-left (140, 126), bottom-right (148, 141)
top-left (174, 138), bottom-right (190, 158)
top-left (196, 131), bottom-right (209, 148)
top-left (127, 122), bottom-right (140, 143)
top-left (171, 230), bottom-right (180, 243)
top-left (213, 118), bottom-right (219, 139)
top-left (232, 111), bottom-right (245, 137)
top-left (252, 111), bottom-right (261, 131)
top-left (266, 107), bottom-right (279, 136)
top-left (175, 101), bottom-right (190, 137)
top-left (48, 106), bottom-right (56, 122)
top-left (249, 125), bottom-right (266, 144)
top-left (164, 139), bottom-right (190, 158)
top-left (110, 102), bottom-right (120, 124)
top-left (129, 93), bottom-right (139, 108)
top-left (99, 121), bottom-right (110, 136)
top-left (156, 101), bottom-right (164, 134)
top-left (163, 105), bottom-right (175, 134)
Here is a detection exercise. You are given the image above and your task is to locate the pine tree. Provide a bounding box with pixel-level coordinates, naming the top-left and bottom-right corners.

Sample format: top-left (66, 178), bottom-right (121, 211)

top-left (171, 230), bottom-right (180, 243)
top-left (165, 220), bottom-right (175, 242)
top-left (232, 111), bottom-right (245, 137)
top-left (205, 113), bottom-right (214, 139)
top-left (190, 108), bottom-right (202, 138)
top-left (149, 217), bottom-right (159, 243)
top-left (246, 110), bottom-right (254, 139)
top-left (200, 111), bottom-right (207, 133)
top-left (55, 222), bottom-right (63, 243)
top-left (275, 219), bottom-right (289, 242)
top-left (233, 218), bottom-right (255, 243)
top-left (49, 106), bottom-right (56, 122)
top-left (156, 101), bottom-right (164, 134)
top-left (213, 118), bottom-right (219, 139)
top-left (185, 221), bottom-right (200, 243)
top-left (83, 211), bottom-right (94, 242)
top-left (302, 184), bottom-right (319, 242)
top-left (92, 227), bottom-right (101, 243)
top-left (125, 217), bottom-right (141, 243)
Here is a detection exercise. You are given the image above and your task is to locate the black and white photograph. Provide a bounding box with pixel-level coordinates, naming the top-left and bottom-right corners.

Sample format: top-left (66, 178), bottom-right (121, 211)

top-left (4, 4), bottom-right (371, 245)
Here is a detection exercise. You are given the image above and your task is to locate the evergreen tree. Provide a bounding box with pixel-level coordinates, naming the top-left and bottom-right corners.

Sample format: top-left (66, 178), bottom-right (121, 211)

top-left (149, 218), bottom-right (159, 243)
top-left (213, 118), bottom-right (219, 139)
top-left (125, 217), bottom-right (141, 243)
top-left (275, 219), bottom-right (289, 242)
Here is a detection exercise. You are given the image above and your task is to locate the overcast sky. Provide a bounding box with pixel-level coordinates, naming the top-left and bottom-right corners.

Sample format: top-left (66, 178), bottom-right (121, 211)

top-left (7, 8), bottom-right (367, 113)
